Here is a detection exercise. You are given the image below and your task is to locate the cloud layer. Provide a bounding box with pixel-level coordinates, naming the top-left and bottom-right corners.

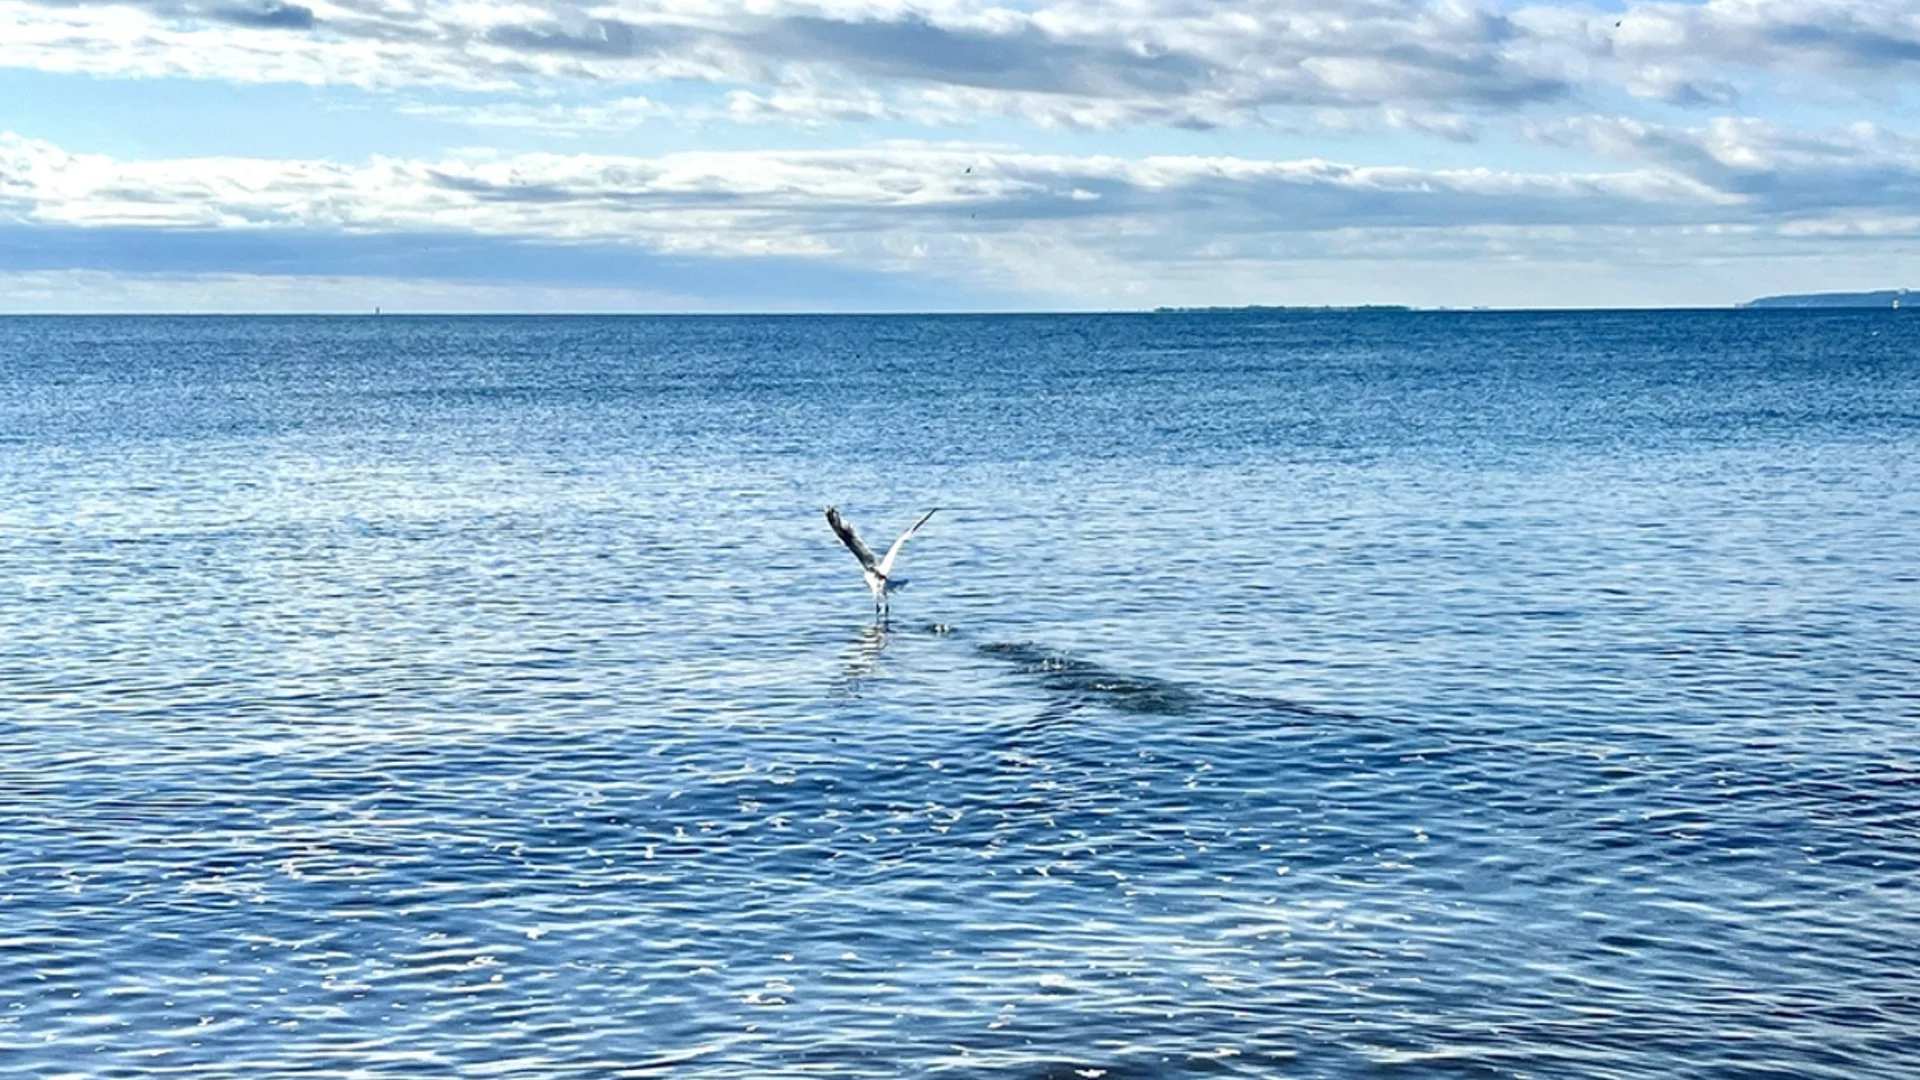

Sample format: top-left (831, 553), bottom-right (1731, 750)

top-left (8, 0), bottom-right (1920, 129)
top-left (6, 0), bottom-right (1920, 306)
top-left (6, 122), bottom-right (1919, 307)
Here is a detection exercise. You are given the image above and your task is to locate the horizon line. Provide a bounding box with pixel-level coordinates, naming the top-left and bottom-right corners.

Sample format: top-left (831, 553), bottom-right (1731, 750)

top-left (3, 304), bottom-right (1886, 317)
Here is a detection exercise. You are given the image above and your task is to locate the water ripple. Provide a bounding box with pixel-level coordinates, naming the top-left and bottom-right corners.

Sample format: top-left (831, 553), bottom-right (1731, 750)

top-left (1, 313), bottom-right (1916, 1076)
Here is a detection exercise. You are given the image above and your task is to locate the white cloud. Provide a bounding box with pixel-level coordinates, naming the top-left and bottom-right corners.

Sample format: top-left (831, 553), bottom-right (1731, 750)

top-left (8, 1), bottom-right (1920, 306)
top-left (0, 0), bottom-right (1574, 129)
top-left (1513, 0), bottom-right (1920, 108)
top-left (0, 131), bottom-right (1726, 251)
top-left (10, 0), bottom-right (1920, 145)
top-left (1528, 115), bottom-right (1920, 212)
top-left (0, 268), bottom-right (715, 313)
top-left (7, 0), bottom-right (1920, 147)
top-left (11, 125), bottom-right (1920, 309)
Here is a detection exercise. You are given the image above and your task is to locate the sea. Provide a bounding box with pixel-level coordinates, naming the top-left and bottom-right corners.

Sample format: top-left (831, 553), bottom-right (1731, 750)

top-left (1, 311), bottom-right (1916, 1078)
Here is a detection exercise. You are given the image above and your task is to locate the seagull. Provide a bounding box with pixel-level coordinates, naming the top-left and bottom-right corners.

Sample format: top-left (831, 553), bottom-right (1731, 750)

top-left (825, 506), bottom-right (937, 621)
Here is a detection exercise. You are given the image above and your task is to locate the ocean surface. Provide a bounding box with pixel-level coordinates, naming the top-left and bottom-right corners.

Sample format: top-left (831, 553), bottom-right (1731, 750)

top-left (1, 311), bottom-right (1916, 1078)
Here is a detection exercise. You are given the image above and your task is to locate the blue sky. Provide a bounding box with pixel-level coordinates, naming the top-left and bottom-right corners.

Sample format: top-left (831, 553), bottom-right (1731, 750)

top-left (3, 0), bottom-right (1920, 310)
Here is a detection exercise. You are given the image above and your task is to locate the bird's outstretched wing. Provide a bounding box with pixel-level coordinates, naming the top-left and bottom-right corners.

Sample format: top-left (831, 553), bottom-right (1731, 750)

top-left (877, 509), bottom-right (938, 577)
top-left (825, 507), bottom-right (879, 571)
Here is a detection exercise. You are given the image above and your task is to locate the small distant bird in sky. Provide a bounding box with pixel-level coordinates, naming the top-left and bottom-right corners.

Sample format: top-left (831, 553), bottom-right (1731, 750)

top-left (825, 507), bottom-right (937, 621)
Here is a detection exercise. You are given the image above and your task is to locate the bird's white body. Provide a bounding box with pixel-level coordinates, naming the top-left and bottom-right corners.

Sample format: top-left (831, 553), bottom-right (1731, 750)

top-left (826, 507), bottom-right (937, 621)
top-left (858, 564), bottom-right (889, 604)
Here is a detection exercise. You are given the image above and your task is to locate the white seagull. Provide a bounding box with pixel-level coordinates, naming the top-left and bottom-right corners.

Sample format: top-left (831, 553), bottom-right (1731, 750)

top-left (825, 506), bottom-right (937, 621)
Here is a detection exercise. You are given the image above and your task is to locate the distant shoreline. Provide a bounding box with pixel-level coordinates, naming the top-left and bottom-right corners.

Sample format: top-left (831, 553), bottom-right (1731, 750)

top-left (1740, 289), bottom-right (1917, 309)
top-left (1158, 291), bottom-right (1920, 313)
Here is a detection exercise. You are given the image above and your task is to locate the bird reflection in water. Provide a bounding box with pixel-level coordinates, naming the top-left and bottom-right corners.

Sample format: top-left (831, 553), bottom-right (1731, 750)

top-left (833, 623), bottom-right (892, 697)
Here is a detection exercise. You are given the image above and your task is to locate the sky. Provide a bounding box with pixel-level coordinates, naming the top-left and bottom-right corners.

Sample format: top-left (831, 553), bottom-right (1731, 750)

top-left (4, 0), bottom-right (1920, 310)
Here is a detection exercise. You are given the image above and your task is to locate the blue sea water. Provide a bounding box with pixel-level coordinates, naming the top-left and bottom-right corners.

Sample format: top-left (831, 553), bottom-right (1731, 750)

top-left (0, 311), bottom-right (1916, 1078)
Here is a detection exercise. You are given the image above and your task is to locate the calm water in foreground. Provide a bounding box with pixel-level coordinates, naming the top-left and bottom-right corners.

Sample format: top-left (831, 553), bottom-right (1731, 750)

top-left (1, 312), bottom-right (1917, 1078)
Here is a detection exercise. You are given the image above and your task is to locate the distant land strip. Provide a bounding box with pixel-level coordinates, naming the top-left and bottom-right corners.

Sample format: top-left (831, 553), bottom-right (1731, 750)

top-left (1155, 294), bottom-right (1920, 312)
top-left (1741, 290), bottom-right (1919, 309)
